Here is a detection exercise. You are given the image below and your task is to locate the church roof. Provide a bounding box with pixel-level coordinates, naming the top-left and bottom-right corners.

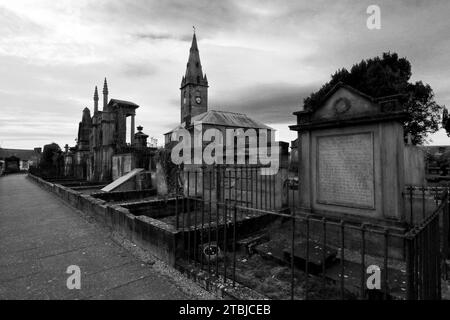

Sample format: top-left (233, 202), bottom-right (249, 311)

top-left (166, 110), bottom-right (272, 134)
top-left (195, 110), bottom-right (272, 129)
top-left (0, 148), bottom-right (38, 160)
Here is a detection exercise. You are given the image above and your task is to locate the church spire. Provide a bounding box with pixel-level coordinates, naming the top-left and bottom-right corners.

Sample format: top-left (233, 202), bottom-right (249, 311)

top-left (182, 31), bottom-right (208, 87)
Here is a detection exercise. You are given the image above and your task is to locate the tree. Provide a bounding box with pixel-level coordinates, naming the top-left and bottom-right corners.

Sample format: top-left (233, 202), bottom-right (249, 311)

top-left (303, 52), bottom-right (444, 145)
top-left (41, 143), bottom-right (61, 168)
top-left (443, 107), bottom-right (450, 135)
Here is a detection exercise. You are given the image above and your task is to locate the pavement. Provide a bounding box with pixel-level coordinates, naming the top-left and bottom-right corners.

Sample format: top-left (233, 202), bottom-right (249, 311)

top-left (0, 174), bottom-right (201, 300)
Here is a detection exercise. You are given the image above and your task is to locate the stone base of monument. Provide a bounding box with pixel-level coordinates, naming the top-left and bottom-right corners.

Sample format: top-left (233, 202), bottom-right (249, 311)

top-left (253, 240), bottom-right (289, 266)
top-left (283, 241), bottom-right (338, 275)
top-left (300, 207), bottom-right (409, 230)
top-left (236, 232), bottom-right (270, 255)
top-left (293, 210), bottom-right (408, 261)
top-left (254, 239), bottom-right (337, 275)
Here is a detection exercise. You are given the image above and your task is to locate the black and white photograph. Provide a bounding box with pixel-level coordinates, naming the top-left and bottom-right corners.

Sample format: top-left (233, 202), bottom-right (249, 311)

top-left (1, 0), bottom-right (450, 307)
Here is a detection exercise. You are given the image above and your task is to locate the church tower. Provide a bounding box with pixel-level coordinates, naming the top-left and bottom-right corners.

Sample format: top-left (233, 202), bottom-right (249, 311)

top-left (180, 31), bottom-right (208, 123)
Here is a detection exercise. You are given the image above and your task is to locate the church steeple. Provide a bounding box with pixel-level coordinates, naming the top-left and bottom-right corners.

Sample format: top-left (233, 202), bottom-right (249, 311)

top-left (182, 33), bottom-right (208, 86)
top-left (180, 30), bottom-right (208, 123)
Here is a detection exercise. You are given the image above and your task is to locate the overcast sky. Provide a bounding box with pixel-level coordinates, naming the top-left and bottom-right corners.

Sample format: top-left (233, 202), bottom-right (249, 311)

top-left (0, 0), bottom-right (449, 150)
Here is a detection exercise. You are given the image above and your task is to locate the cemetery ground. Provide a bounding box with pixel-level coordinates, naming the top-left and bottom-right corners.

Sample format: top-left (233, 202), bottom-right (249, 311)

top-left (3, 173), bottom-right (450, 300)
top-left (0, 173), bottom-right (213, 299)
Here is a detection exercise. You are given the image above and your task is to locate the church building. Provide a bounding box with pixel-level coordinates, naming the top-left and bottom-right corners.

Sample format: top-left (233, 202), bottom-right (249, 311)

top-left (165, 32), bottom-right (273, 157)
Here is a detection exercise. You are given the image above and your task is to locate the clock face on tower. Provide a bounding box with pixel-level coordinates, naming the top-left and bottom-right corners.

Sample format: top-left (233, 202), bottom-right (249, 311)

top-left (195, 97), bottom-right (202, 104)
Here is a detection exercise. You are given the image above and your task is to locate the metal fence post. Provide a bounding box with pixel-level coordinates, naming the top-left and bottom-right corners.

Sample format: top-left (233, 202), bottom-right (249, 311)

top-left (405, 235), bottom-right (415, 300)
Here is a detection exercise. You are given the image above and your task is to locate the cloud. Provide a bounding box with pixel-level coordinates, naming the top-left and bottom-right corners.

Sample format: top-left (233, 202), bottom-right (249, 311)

top-left (134, 32), bottom-right (192, 43)
top-left (0, 0), bottom-right (449, 148)
top-left (213, 83), bottom-right (318, 124)
top-left (121, 62), bottom-right (157, 78)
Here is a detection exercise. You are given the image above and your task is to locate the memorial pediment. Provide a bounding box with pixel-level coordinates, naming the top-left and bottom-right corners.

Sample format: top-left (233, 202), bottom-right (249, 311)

top-left (313, 85), bottom-right (378, 120)
top-left (292, 83), bottom-right (406, 131)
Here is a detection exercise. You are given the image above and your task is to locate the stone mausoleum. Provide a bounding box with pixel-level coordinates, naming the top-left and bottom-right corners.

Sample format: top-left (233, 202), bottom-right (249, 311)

top-left (64, 79), bottom-right (155, 184)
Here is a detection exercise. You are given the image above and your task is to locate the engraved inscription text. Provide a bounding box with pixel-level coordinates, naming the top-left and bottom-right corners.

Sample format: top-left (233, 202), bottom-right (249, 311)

top-left (317, 133), bottom-right (375, 209)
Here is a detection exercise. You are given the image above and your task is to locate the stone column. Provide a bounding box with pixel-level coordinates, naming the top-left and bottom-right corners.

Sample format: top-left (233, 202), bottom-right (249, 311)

top-left (131, 115), bottom-right (135, 145)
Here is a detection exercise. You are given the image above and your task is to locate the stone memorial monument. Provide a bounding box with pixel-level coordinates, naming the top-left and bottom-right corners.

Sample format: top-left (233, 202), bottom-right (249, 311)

top-left (290, 83), bottom-right (407, 226)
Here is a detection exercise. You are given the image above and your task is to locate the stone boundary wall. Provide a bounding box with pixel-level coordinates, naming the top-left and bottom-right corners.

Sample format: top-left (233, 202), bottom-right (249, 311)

top-left (404, 145), bottom-right (426, 186)
top-left (27, 173), bottom-right (181, 266)
top-left (90, 189), bottom-right (156, 202)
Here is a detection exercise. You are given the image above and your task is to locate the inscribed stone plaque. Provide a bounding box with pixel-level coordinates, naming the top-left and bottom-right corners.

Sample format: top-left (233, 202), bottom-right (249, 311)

top-left (317, 133), bottom-right (375, 209)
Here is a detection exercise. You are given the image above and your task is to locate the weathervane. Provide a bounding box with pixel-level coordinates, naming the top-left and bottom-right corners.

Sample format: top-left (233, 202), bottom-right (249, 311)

top-left (193, 25), bottom-right (196, 34)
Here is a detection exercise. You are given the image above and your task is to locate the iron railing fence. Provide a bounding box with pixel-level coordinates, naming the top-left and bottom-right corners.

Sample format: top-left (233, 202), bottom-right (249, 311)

top-left (172, 165), bottom-right (449, 300)
top-left (403, 185), bottom-right (450, 225)
top-left (403, 185), bottom-right (450, 263)
top-left (404, 189), bottom-right (449, 299)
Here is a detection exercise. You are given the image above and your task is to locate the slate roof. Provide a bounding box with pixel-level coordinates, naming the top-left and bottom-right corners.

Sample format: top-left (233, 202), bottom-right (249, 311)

top-left (0, 148), bottom-right (37, 160)
top-left (166, 110), bottom-right (272, 134)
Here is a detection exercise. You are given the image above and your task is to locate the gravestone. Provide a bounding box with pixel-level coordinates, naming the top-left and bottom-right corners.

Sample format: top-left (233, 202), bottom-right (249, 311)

top-left (290, 83), bottom-right (407, 225)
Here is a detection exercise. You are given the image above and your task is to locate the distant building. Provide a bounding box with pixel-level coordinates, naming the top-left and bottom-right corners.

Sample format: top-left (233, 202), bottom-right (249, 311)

top-left (0, 148), bottom-right (41, 173)
top-left (419, 145), bottom-right (450, 175)
top-left (419, 145), bottom-right (450, 158)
